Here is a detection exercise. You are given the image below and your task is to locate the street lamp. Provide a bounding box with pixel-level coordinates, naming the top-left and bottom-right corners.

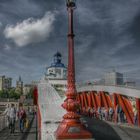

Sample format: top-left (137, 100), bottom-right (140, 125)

top-left (66, 0), bottom-right (76, 7)
top-left (55, 0), bottom-right (92, 139)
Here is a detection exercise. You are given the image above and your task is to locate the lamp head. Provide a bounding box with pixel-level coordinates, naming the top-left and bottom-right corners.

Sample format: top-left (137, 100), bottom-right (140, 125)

top-left (66, 0), bottom-right (76, 8)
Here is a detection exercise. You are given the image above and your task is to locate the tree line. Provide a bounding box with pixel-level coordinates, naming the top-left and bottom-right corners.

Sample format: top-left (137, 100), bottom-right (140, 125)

top-left (0, 88), bottom-right (33, 99)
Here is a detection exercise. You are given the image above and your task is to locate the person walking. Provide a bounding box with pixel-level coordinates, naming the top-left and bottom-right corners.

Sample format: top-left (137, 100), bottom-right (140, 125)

top-left (9, 104), bottom-right (16, 133)
top-left (116, 105), bottom-right (121, 123)
top-left (17, 105), bottom-right (26, 133)
top-left (97, 107), bottom-right (102, 120)
top-left (115, 104), bottom-right (120, 123)
top-left (104, 108), bottom-right (108, 121)
top-left (4, 104), bottom-right (11, 128)
top-left (109, 107), bottom-right (114, 121)
top-left (133, 106), bottom-right (138, 125)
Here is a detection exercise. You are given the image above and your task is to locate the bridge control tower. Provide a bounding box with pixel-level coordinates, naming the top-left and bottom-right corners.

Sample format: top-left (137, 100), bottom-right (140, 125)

top-left (45, 52), bottom-right (67, 96)
top-left (45, 52), bottom-right (67, 80)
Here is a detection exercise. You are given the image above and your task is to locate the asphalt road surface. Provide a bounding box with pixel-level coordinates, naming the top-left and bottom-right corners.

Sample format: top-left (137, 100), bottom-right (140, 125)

top-left (0, 115), bottom-right (36, 140)
top-left (82, 117), bottom-right (140, 140)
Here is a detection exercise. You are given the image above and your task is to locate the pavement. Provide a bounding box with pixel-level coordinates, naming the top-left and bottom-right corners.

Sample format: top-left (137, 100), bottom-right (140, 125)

top-left (82, 117), bottom-right (140, 140)
top-left (0, 114), bottom-right (37, 140)
top-left (1, 115), bottom-right (140, 140)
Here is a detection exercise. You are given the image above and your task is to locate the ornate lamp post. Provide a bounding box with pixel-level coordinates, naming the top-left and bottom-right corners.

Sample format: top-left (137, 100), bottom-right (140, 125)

top-left (55, 0), bottom-right (92, 139)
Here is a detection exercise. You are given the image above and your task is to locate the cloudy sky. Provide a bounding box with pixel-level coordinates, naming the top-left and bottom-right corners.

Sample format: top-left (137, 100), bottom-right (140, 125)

top-left (0, 0), bottom-right (140, 85)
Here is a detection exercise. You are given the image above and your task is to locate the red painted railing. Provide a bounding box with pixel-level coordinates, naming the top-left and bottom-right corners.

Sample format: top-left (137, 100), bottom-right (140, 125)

top-left (77, 90), bottom-right (140, 126)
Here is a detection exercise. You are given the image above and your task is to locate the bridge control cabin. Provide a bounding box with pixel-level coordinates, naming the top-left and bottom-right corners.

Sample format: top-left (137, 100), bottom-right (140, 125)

top-left (45, 52), bottom-right (67, 97)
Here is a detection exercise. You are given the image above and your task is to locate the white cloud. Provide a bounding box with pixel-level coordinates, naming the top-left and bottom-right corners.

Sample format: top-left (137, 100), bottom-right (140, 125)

top-left (4, 12), bottom-right (56, 47)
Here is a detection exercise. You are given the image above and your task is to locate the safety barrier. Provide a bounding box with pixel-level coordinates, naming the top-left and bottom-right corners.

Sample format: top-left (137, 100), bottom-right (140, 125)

top-left (77, 91), bottom-right (140, 127)
top-left (0, 114), bottom-right (7, 131)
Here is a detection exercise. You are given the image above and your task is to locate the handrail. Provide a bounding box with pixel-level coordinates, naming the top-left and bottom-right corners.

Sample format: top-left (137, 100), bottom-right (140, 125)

top-left (0, 114), bottom-right (7, 131)
top-left (77, 84), bottom-right (140, 90)
top-left (77, 85), bottom-right (140, 98)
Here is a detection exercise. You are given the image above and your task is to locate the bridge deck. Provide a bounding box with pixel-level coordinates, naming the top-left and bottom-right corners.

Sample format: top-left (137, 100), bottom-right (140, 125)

top-left (82, 117), bottom-right (140, 140)
top-left (0, 115), bottom-right (37, 140)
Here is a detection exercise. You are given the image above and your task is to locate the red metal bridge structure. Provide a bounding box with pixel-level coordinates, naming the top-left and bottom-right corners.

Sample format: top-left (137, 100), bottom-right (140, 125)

top-left (76, 85), bottom-right (140, 126)
top-left (32, 84), bottom-right (140, 140)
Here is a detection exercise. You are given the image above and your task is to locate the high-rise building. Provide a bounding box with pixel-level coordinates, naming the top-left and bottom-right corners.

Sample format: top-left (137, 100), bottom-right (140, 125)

top-left (104, 70), bottom-right (123, 86)
top-left (16, 76), bottom-right (23, 94)
top-left (0, 76), bottom-right (12, 91)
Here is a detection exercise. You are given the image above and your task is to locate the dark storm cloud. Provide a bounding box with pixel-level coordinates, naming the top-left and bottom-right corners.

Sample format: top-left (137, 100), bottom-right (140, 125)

top-left (0, 0), bottom-right (140, 85)
top-left (74, 0), bottom-right (140, 82)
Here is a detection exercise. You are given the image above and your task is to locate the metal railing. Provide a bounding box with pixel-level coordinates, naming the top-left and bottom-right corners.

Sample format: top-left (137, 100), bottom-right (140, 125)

top-left (76, 83), bottom-right (140, 90)
top-left (0, 114), bottom-right (7, 131)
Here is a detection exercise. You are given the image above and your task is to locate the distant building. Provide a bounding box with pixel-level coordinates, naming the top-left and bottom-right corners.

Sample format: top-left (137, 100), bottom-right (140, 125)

top-left (16, 76), bottom-right (23, 94)
top-left (104, 70), bottom-right (123, 86)
top-left (94, 79), bottom-right (105, 85)
top-left (23, 84), bottom-right (32, 95)
top-left (124, 81), bottom-right (136, 87)
top-left (31, 81), bottom-right (38, 87)
top-left (45, 52), bottom-right (67, 87)
top-left (0, 76), bottom-right (12, 90)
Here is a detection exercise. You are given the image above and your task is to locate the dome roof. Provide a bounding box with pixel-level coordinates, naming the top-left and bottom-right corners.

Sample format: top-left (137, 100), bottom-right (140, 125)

top-left (54, 52), bottom-right (62, 57)
top-left (49, 62), bottom-right (66, 68)
top-left (47, 52), bottom-right (67, 69)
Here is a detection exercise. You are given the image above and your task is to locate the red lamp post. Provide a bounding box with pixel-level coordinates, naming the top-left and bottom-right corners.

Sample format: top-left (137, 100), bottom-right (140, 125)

top-left (55, 0), bottom-right (92, 139)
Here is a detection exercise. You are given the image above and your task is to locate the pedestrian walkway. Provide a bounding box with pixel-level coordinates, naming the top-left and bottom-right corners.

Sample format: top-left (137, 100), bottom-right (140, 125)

top-left (82, 117), bottom-right (140, 140)
top-left (0, 115), bottom-right (37, 140)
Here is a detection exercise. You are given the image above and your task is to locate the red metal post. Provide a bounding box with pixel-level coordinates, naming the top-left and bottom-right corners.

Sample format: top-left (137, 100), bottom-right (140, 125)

top-left (106, 94), bottom-right (113, 108)
top-left (117, 94), bottom-right (134, 125)
top-left (98, 92), bottom-right (102, 107)
top-left (113, 93), bottom-right (118, 123)
top-left (38, 106), bottom-right (42, 140)
top-left (83, 92), bottom-right (88, 108)
top-left (33, 86), bottom-right (38, 106)
top-left (80, 93), bottom-right (85, 109)
top-left (87, 92), bottom-right (92, 108)
top-left (55, 1), bottom-right (92, 139)
top-left (100, 91), bottom-right (109, 108)
top-left (113, 93), bottom-right (117, 109)
top-left (136, 98), bottom-right (140, 126)
top-left (91, 92), bottom-right (98, 109)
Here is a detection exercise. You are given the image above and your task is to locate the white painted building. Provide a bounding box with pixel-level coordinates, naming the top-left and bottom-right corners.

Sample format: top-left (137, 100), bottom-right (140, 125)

top-left (45, 52), bottom-right (67, 87)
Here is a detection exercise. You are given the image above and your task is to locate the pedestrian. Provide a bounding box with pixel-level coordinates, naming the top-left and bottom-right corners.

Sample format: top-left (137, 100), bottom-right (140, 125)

top-left (119, 106), bottom-right (124, 123)
top-left (104, 108), bottom-right (108, 121)
top-left (4, 104), bottom-right (11, 128)
top-left (116, 105), bottom-right (121, 123)
top-left (115, 104), bottom-right (119, 123)
top-left (93, 107), bottom-right (96, 118)
top-left (109, 107), bottom-right (114, 121)
top-left (120, 110), bottom-right (125, 123)
top-left (29, 107), bottom-right (33, 115)
top-left (17, 105), bottom-right (26, 133)
top-left (90, 107), bottom-right (95, 118)
top-left (9, 104), bottom-right (16, 133)
top-left (97, 107), bottom-right (102, 120)
top-left (133, 106), bottom-right (138, 125)
top-left (88, 107), bottom-right (91, 117)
